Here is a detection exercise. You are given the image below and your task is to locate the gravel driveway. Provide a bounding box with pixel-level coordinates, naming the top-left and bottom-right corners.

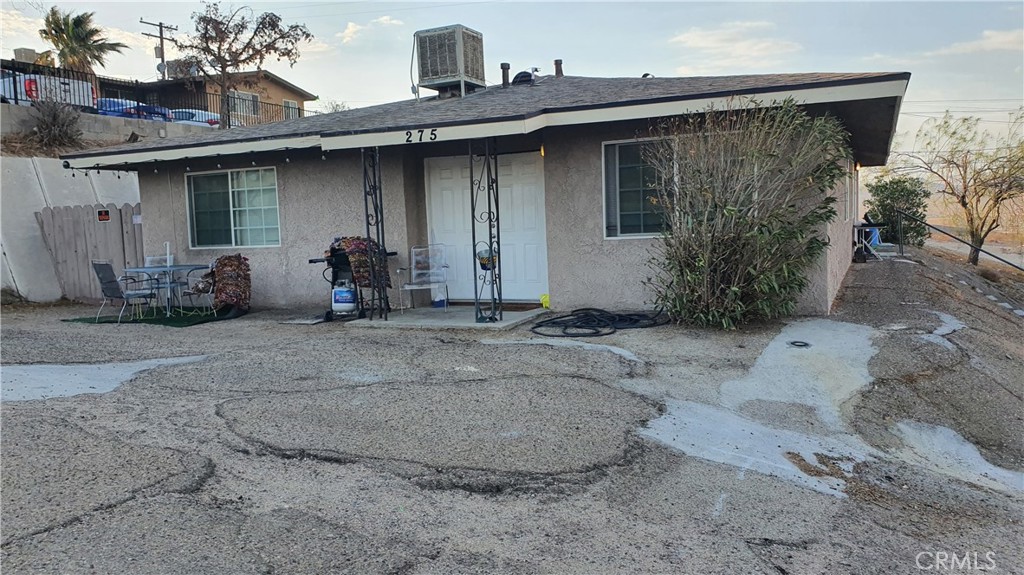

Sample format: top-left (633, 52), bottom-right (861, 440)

top-left (2, 248), bottom-right (1022, 574)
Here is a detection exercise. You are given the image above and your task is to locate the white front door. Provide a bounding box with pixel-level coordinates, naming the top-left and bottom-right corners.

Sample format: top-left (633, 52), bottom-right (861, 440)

top-left (425, 153), bottom-right (548, 302)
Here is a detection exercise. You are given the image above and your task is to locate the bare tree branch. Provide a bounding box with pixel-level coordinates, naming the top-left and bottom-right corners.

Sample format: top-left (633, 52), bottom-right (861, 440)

top-left (174, 2), bottom-right (313, 129)
top-left (895, 110), bottom-right (1024, 264)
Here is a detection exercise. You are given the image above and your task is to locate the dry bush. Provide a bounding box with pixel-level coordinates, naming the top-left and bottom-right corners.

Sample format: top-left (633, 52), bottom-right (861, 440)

top-left (644, 98), bottom-right (851, 329)
top-left (1, 132), bottom-right (113, 158)
top-left (30, 100), bottom-right (84, 149)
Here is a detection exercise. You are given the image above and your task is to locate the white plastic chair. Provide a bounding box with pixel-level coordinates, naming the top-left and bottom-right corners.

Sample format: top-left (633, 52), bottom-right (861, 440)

top-left (396, 244), bottom-right (449, 313)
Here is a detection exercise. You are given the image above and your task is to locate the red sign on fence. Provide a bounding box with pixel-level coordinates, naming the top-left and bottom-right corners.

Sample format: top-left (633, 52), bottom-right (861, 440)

top-left (97, 209), bottom-right (110, 222)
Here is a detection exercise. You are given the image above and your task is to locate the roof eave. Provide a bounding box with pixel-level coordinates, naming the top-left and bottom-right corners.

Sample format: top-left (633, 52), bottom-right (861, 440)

top-left (62, 135), bottom-right (322, 169)
top-left (62, 74), bottom-right (910, 169)
top-left (319, 76), bottom-right (910, 152)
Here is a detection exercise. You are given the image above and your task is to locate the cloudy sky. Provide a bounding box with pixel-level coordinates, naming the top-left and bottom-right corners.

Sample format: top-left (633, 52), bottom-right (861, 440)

top-left (2, 1), bottom-right (1021, 146)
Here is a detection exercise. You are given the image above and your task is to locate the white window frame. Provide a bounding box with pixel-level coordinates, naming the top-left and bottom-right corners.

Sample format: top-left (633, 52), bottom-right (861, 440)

top-left (283, 99), bottom-right (300, 120)
top-left (845, 161), bottom-right (857, 222)
top-left (185, 166), bottom-right (281, 249)
top-left (602, 137), bottom-right (668, 240)
top-left (228, 90), bottom-right (259, 117)
top-left (852, 165), bottom-right (860, 221)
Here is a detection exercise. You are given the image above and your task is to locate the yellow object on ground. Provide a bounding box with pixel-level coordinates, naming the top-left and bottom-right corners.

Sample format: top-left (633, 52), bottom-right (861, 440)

top-left (540, 294), bottom-right (550, 308)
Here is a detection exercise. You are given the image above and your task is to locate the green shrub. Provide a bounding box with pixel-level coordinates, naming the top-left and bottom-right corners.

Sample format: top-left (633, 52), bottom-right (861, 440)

top-left (644, 98), bottom-right (850, 329)
top-left (864, 176), bottom-right (930, 246)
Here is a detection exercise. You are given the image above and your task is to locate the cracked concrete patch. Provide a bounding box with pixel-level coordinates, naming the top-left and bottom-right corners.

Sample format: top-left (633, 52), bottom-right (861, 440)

top-left (0, 413), bottom-right (211, 544)
top-left (239, 508), bottom-right (423, 573)
top-left (929, 311), bottom-right (967, 337)
top-left (481, 338), bottom-right (642, 363)
top-left (919, 311), bottom-right (966, 350)
top-left (894, 421), bottom-right (1024, 495)
top-left (641, 400), bottom-right (875, 497)
top-left (718, 319), bottom-right (876, 433)
top-left (1, 356), bottom-right (206, 401)
top-left (218, 376), bottom-right (656, 479)
top-left (0, 497), bottom-right (263, 574)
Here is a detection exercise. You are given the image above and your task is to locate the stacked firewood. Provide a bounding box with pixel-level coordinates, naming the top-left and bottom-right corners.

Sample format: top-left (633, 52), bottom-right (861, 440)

top-left (213, 254), bottom-right (251, 311)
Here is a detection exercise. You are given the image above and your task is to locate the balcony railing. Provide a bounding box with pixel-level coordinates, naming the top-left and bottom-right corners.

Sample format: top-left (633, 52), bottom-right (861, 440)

top-left (1, 59), bottom-right (317, 128)
top-left (159, 90), bottom-right (314, 126)
top-left (1, 61), bottom-right (97, 107)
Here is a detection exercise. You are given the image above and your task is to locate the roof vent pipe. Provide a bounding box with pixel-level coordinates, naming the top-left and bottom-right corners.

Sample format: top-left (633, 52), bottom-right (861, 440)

top-left (501, 62), bottom-right (510, 88)
top-left (554, 59), bottom-right (563, 78)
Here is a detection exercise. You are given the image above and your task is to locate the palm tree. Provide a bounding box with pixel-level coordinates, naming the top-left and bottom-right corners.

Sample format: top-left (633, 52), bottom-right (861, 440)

top-left (38, 7), bottom-right (128, 73)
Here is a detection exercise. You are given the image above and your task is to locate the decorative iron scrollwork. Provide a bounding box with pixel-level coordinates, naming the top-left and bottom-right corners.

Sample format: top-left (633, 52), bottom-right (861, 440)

top-left (469, 138), bottom-right (502, 323)
top-left (362, 147), bottom-right (389, 320)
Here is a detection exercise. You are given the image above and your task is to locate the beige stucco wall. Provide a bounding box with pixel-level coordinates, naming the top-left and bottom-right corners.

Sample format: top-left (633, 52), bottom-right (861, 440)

top-left (794, 159), bottom-right (857, 315)
top-left (400, 150), bottom-right (432, 307)
top-left (137, 148), bottom-right (410, 309)
top-left (829, 162), bottom-right (858, 309)
top-left (132, 125), bottom-right (856, 314)
top-left (543, 122), bottom-right (660, 311)
top-left (256, 80), bottom-right (310, 110)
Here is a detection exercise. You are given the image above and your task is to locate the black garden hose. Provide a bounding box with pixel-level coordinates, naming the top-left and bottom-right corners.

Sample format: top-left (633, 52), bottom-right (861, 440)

top-left (530, 308), bottom-right (668, 337)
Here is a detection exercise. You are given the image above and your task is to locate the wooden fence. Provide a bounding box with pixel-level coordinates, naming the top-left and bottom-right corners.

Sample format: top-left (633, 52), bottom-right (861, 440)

top-left (35, 203), bottom-right (143, 302)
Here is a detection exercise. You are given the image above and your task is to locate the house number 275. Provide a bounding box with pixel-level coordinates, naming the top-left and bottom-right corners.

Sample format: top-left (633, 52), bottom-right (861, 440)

top-left (405, 129), bottom-right (438, 143)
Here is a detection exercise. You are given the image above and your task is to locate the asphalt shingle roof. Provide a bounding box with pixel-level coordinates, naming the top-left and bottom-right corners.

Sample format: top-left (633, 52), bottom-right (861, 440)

top-left (64, 72), bottom-right (908, 159)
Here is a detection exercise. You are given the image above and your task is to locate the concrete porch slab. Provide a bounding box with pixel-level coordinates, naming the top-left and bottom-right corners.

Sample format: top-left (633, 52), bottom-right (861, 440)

top-left (348, 306), bottom-right (548, 331)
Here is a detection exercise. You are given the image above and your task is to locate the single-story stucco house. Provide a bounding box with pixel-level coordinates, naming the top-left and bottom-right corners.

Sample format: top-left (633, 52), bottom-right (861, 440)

top-left (62, 59), bottom-right (909, 316)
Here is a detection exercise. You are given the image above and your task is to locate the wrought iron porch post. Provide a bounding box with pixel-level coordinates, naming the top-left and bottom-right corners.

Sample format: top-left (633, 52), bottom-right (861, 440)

top-left (469, 138), bottom-right (503, 323)
top-left (362, 146), bottom-right (389, 320)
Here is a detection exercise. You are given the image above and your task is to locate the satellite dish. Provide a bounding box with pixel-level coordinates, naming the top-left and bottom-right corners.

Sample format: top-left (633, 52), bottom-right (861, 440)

top-left (156, 62), bottom-right (166, 73)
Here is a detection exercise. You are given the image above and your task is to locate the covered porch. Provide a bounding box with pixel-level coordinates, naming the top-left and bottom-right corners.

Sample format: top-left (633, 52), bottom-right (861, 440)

top-left (347, 132), bottom-right (548, 325)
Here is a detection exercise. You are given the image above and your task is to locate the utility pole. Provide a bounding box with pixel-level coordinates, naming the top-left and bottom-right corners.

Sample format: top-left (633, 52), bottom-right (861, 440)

top-left (140, 19), bottom-right (178, 80)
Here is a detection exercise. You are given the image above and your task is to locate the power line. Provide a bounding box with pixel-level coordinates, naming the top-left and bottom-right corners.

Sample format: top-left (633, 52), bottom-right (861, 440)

top-left (903, 99), bottom-right (1023, 103)
top-left (900, 112), bottom-right (1020, 125)
top-left (900, 107), bottom-right (1021, 113)
top-left (890, 146), bottom-right (1017, 153)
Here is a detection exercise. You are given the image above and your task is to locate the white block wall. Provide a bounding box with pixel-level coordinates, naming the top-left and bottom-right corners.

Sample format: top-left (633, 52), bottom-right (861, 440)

top-left (1, 156), bottom-right (140, 302)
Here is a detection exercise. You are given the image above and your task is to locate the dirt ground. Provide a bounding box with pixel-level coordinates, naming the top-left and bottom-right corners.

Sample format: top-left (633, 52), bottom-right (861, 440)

top-left (837, 247), bottom-right (1024, 471)
top-left (1, 247), bottom-right (1021, 574)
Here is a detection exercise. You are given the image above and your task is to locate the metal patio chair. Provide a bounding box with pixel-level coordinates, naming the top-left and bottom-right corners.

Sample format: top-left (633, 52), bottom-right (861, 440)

top-left (180, 267), bottom-right (216, 316)
top-left (91, 260), bottom-right (157, 323)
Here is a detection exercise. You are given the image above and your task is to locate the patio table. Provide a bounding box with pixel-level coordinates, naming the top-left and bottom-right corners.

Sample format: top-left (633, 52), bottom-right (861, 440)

top-left (124, 264), bottom-right (210, 317)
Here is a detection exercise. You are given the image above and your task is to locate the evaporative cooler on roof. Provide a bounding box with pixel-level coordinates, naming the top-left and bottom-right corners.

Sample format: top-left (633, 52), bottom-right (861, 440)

top-left (415, 25), bottom-right (486, 95)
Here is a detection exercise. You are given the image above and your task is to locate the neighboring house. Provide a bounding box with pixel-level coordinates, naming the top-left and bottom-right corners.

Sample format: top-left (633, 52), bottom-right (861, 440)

top-left (61, 69), bottom-right (909, 314)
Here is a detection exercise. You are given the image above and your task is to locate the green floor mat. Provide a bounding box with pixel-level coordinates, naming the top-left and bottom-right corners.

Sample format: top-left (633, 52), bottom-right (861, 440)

top-left (64, 307), bottom-right (227, 328)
